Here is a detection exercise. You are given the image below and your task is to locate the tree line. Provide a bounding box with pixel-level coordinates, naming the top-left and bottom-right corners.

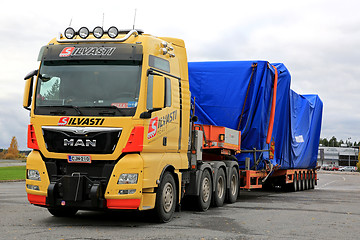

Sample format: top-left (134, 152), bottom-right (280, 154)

top-left (319, 136), bottom-right (359, 147)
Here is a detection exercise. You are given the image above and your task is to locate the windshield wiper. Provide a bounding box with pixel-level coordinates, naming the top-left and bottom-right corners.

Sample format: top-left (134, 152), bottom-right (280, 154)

top-left (80, 106), bottom-right (126, 116)
top-left (40, 105), bottom-right (83, 115)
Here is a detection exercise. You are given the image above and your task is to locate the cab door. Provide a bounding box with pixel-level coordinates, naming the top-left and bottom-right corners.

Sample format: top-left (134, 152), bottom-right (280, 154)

top-left (144, 73), bottom-right (180, 152)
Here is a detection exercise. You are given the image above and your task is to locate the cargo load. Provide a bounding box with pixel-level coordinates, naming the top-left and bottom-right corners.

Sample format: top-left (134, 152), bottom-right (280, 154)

top-left (188, 61), bottom-right (323, 170)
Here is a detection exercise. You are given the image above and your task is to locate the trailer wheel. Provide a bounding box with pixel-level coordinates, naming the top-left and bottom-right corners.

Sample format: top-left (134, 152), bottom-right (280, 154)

top-left (226, 167), bottom-right (239, 203)
top-left (310, 173), bottom-right (315, 189)
top-left (48, 207), bottom-right (78, 217)
top-left (300, 172), bottom-right (305, 191)
top-left (213, 168), bottom-right (226, 207)
top-left (297, 172), bottom-right (302, 191)
top-left (291, 172), bottom-right (298, 192)
top-left (197, 170), bottom-right (212, 211)
top-left (154, 172), bottom-right (177, 223)
top-left (304, 172), bottom-right (309, 190)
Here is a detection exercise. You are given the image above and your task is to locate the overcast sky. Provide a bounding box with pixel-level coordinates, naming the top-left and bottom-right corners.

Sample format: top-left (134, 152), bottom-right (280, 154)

top-left (1, 0), bottom-right (359, 149)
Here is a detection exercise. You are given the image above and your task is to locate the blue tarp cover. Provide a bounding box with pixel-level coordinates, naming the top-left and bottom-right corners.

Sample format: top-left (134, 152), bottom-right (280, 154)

top-left (188, 61), bottom-right (323, 169)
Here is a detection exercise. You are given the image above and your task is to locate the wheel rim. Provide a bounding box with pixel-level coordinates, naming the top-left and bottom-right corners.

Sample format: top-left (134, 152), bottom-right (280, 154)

top-left (230, 174), bottom-right (237, 195)
top-left (217, 175), bottom-right (225, 199)
top-left (202, 177), bottom-right (211, 202)
top-left (162, 182), bottom-right (174, 213)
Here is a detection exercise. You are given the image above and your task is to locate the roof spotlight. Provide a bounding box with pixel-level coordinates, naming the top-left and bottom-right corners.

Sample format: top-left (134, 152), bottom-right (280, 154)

top-left (64, 27), bottom-right (75, 39)
top-left (107, 26), bottom-right (119, 38)
top-left (78, 27), bottom-right (90, 39)
top-left (93, 26), bottom-right (104, 38)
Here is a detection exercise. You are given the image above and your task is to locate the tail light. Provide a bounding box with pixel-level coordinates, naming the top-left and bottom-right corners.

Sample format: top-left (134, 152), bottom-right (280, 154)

top-left (27, 124), bottom-right (39, 150)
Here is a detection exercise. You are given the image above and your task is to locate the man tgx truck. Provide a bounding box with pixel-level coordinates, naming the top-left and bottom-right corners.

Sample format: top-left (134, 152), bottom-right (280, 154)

top-left (23, 26), bottom-right (322, 222)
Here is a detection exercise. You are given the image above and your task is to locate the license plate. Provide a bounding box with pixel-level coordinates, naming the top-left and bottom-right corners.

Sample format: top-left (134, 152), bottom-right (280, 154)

top-left (67, 155), bottom-right (91, 163)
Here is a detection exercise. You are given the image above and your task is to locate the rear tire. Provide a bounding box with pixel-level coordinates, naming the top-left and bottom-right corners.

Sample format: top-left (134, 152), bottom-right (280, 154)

top-left (154, 172), bottom-right (177, 223)
top-left (226, 167), bottom-right (239, 203)
top-left (48, 207), bottom-right (78, 217)
top-left (197, 170), bottom-right (212, 211)
top-left (213, 168), bottom-right (226, 207)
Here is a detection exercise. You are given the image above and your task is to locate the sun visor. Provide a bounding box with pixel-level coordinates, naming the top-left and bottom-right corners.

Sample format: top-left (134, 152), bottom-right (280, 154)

top-left (40, 44), bottom-right (143, 61)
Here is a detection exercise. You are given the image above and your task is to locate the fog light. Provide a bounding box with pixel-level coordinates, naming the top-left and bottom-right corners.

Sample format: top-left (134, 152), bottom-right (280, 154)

top-left (27, 184), bottom-right (40, 191)
top-left (27, 169), bottom-right (41, 181)
top-left (118, 189), bottom-right (136, 195)
top-left (118, 173), bottom-right (138, 184)
top-left (78, 27), bottom-right (90, 39)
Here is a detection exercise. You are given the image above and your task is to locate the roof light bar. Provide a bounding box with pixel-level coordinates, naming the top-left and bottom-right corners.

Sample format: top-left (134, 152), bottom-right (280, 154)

top-left (58, 27), bottom-right (141, 43)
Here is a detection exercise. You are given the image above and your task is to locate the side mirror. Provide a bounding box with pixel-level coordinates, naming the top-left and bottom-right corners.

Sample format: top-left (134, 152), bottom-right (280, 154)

top-left (152, 75), bottom-right (165, 109)
top-left (23, 70), bottom-right (38, 110)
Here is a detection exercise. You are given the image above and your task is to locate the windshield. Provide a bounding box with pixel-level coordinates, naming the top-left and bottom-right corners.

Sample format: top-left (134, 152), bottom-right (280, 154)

top-left (35, 60), bottom-right (142, 116)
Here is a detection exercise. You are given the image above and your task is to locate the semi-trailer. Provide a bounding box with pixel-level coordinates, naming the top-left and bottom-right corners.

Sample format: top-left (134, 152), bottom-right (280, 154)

top-left (23, 27), bottom-right (323, 222)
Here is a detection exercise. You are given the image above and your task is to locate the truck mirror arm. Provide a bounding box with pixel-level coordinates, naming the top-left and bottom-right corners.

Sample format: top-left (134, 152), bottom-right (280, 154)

top-left (24, 69), bottom-right (38, 80)
top-left (140, 108), bottom-right (161, 119)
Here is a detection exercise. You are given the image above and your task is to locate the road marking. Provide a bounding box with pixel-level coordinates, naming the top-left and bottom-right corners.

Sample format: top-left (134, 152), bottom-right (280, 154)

top-left (318, 176), bottom-right (346, 189)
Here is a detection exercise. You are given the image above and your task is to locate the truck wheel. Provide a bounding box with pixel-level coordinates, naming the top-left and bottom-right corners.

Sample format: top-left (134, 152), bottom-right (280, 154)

top-left (213, 168), bottom-right (226, 207)
top-left (154, 172), bottom-right (177, 223)
top-left (226, 167), bottom-right (239, 203)
top-left (48, 207), bottom-right (78, 217)
top-left (197, 170), bottom-right (212, 211)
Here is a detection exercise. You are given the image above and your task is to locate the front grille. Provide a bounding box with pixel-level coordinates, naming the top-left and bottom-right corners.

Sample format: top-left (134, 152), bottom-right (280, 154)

top-left (42, 126), bottom-right (122, 154)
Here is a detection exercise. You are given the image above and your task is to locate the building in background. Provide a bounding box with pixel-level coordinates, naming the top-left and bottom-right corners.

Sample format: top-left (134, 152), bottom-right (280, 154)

top-left (318, 147), bottom-right (359, 167)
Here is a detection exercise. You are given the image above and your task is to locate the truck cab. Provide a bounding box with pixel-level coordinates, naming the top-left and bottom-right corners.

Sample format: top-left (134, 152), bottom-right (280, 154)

top-left (23, 27), bottom-right (191, 222)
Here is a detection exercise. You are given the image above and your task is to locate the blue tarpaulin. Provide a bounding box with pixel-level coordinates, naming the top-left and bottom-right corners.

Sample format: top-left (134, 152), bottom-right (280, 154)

top-left (188, 61), bottom-right (323, 170)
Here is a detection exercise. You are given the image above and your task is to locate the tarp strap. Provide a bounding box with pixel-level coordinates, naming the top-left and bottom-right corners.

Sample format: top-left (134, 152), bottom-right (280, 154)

top-left (266, 65), bottom-right (278, 144)
top-left (237, 63), bottom-right (258, 131)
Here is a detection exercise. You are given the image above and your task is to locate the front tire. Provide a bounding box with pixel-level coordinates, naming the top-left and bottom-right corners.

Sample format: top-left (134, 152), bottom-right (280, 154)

top-left (154, 172), bottom-right (177, 223)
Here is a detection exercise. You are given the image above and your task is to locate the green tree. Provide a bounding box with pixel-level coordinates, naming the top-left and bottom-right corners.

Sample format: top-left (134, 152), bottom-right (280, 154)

top-left (329, 136), bottom-right (338, 147)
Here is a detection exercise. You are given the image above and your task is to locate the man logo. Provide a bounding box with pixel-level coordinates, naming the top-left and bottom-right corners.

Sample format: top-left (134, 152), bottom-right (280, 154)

top-left (64, 139), bottom-right (96, 147)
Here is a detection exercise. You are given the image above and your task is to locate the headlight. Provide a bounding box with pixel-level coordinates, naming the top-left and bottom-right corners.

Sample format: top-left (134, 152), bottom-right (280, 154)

top-left (118, 173), bottom-right (138, 184)
top-left (64, 27), bottom-right (75, 39)
top-left (78, 27), bottom-right (90, 39)
top-left (93, 26), bottom-right (104, 38)
top-left (27, 169), bottom-right (41, 181)
top-left (108, 26), bottom-right (119, 38)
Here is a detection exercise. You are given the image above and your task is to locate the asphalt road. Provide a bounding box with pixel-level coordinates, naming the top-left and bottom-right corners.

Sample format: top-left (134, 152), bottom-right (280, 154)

top-left (1, 172), bottom-right (359, 240)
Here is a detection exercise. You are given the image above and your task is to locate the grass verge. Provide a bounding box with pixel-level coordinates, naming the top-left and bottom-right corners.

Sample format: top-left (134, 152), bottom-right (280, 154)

top-left (0, 166), bottom-right (26, 181)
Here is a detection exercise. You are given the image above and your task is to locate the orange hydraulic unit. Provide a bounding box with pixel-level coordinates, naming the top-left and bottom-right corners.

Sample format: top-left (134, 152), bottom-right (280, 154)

top-left (194, 124), bottom-right (241, 154)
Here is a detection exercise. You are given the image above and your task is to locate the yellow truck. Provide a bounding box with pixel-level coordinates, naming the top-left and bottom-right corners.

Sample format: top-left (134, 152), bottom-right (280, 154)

top-left (23, 27), bottom-right (241, 222)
